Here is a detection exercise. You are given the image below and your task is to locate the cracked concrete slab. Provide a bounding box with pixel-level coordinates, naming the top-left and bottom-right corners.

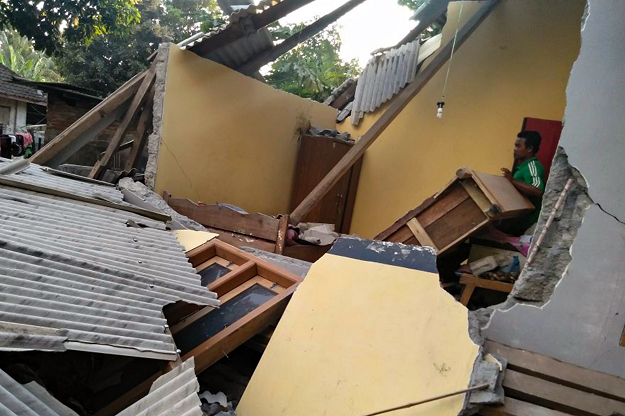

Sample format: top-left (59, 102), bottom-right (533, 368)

top-left (484, 0), bottom-right (625, 378)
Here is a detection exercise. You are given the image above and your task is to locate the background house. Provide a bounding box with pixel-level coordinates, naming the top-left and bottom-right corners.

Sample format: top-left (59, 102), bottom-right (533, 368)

top-left (0, 64), bottom-right (46, 135)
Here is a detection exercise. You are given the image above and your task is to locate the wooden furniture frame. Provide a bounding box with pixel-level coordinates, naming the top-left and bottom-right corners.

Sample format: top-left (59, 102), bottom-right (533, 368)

top-left (97, 240), bottom-right (302, 415)
top-left (481, 341), bottom-right (625, 416)
top-left (458, 274), bottom-right (513, 306)
top-left (165, 191), bottom-right (333, 262)
top-left (375, 168), bottom-right (534, 255)
top-left (164, 191), bottom-right (289, 254)
top-left (172, 239), bottom-right (302, 374)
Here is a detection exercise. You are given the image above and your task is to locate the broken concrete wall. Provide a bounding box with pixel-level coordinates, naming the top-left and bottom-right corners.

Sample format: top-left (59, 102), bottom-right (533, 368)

top-left (484, 0), bottom-right (625, 378)
top-left (145, 42), bottom-right (171, 190)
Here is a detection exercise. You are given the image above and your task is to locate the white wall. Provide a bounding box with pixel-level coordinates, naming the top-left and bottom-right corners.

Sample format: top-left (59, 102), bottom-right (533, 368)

top-left (0, 97), bottom-right (28, 134)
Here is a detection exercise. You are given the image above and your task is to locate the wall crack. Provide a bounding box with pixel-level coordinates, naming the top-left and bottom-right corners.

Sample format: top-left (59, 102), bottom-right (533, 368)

top-left (593, 202), bottom-right (625, 226)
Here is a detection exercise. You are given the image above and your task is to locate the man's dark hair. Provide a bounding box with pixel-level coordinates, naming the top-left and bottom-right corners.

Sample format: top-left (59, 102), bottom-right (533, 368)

top-left (517, 130), bottom-right (542, 154)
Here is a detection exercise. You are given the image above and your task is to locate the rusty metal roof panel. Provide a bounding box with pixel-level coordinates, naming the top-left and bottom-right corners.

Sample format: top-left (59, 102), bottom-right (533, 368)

top-left (0, 367), bottom-right (79, 416)
top-left (0, 171), bottom-right (219, 360)
top-left (116, 357), bottom-right (203, 416)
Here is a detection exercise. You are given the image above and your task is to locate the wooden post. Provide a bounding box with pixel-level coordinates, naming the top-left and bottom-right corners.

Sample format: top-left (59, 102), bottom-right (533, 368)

top-left (30, 71), bottom-right (147, 166)
top-left (289, 0), bottom-right (500, 225)
top-left (89, 65), bottom-right (156, 179)
top-left (238, 0), bottom-right (370, 75)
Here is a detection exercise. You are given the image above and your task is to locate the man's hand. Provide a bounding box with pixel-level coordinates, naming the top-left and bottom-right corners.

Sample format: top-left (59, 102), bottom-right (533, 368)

top-left (501, 168), bottom-right (513, 181)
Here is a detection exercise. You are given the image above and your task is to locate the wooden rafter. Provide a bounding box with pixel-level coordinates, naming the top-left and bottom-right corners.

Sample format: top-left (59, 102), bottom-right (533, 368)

top-left (30, 71), bottom-right (147, 167)
top-left (191, 0), bottom-right (317, 57)
top-left (238, 0), bottom-right (369, 75)
top-left (124, 85), bottom-right (155, 171)
top-left (289, 0), bottom-right (500, 225)
top-left (89, 65), bottom-right (156, 179)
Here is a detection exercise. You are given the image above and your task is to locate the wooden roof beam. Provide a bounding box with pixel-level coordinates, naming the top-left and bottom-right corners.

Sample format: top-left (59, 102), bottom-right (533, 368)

top-left (238, 0), bottom-right (370, 76)
top-left (289, 0), bottom-right (501, 225)
top-left (191, 0), bottom-right (318, 57)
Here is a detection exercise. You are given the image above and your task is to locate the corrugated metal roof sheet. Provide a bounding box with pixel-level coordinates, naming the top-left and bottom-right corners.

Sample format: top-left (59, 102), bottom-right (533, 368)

top-left (349, 34), bottom-right (442, 125)
top-left (116, 357), bottom-right (202, 416)
top-left (0, 367), bottom-right (79, 416)
top-left (184, 0), bottom-right (283, 70)
top-left (0, 158), bottom-right (123, 203)
top-left (0, 165), bottom-right (219, 360)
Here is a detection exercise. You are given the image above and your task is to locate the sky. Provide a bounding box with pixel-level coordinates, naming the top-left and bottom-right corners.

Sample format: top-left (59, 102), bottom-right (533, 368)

top-left (274, 0), bottom-right (416, 68)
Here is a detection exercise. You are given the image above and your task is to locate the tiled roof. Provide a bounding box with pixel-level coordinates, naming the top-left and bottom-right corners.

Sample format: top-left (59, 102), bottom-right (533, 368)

top-left (0, 160), bottom-right (219, 360)
top-left (0, 65), bottom-right (46, 104)
top-left (0, 368), bottom-right (79, 416)
top-left (116, 358), bottom-right (203, 416)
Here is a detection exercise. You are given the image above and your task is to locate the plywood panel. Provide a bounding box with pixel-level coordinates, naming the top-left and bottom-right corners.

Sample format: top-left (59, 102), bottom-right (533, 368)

top-left (425, 197), bottom-right (487, 250)
top-left (471, 171), bottom-right (534, 215)
top-left (237, 254), bottom-right (480, 416)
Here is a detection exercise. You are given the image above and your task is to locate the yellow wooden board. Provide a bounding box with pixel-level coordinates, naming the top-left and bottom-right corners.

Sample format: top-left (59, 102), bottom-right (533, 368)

top-left (237, 254), bottom-right (480, 416)
top-left (173, 230), bottom-right (218, 252)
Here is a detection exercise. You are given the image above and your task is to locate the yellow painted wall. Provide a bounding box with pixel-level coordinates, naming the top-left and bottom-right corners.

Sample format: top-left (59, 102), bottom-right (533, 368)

top-left (155, 46), bottom-right (338, 215)
top-left (238, 253), bottom-right (480, 416)
top-left (339, 0), bottom-right (584, 238)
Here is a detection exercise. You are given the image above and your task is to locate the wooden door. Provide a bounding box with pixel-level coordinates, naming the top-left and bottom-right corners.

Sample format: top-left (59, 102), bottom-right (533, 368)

top-left (289, 134), bottom-right (362, 233)
top-left (522, 117), bottom-right (563, 180)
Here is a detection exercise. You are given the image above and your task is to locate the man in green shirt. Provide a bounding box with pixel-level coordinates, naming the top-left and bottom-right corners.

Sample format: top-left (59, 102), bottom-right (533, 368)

top-left (501, 130), bottom-right (546, 235)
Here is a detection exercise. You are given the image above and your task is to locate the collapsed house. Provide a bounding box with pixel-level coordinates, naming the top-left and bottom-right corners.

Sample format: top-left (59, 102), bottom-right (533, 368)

top-left (2, 0), bottom-right (625, 415)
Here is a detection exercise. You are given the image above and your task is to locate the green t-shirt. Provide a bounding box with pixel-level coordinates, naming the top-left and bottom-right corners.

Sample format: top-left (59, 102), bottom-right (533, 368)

top-left (513, 156), bottom-right (545, 231)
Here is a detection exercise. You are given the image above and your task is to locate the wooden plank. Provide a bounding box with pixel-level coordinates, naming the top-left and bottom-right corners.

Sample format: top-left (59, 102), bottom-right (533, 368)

top-left (275, 215), bottom-right (289, 254)
top-left (208, 228), bottom-right (277, 253)
top-left (330, 81), bottom-right (358, 110)
top-left (459, 282), bottom-right (475, 306)
top-left (481, 397), bottom-right (574, 416)
top-left (0, 175), bottom-right (170, 222)
top-left (486, 341), bottom-right (625, 402)
top-left (238, 0), bottom-right (368, 75)
top-left (90, 66), bottom-right (156, 179)
top-left (503, 370), bottom-right (625, 416)
top-left (471, 171), bottom-right (534, 216)
top-left (386, 225), bottom-right (415, 244)
top-left (417, 184), bottom-right (470, 228)
top-left (406, 218), bottom-right (437, 249)
top-left (289, 0), bottom-right (500, 225)
top-left (167, 197), bottom-right (281, 241)
top-left (30, 71), bottom-right (147, 166)
top-left (425, 198), bottom-right (487, 250)
top-left (124, 84), bottom-right (155, 171)
top-left (462, 179), bottom-right (497, 216)
top-left (459, 274), bottom-right (514, 293)
top-left (182, 284), bottom-right (297, 375)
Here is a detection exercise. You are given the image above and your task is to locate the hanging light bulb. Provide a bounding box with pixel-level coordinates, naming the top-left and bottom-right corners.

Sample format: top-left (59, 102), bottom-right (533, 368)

top-left (436, 101), bottom-right (445, 119)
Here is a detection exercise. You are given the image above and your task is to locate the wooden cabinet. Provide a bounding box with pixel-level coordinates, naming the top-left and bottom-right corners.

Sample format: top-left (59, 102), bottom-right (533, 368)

top-left (376, 168), bottom-right (534, 254)
top-left (289, 134), bottom-right (362, 233)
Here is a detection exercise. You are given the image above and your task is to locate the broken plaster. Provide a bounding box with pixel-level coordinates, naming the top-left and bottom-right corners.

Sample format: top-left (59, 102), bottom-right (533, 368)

top-left (145, 42), bottom-right (171, 190)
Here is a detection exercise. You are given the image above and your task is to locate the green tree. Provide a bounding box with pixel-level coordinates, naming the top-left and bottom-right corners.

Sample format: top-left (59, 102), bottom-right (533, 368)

top-left (0, 28), bottom-right (63, 82)
top-left (55, 0), bottom-right (224, 93)
top-left (266, 23), bottom-right (360, 102)
top-left (0, 0), bottom-right (140, 55)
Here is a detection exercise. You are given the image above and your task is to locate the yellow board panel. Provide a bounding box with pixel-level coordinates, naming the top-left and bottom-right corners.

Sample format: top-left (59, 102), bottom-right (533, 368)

top-left (237, 254), bottom-right (480, 416)
top-left (173, 230), bottom-right (218, 252)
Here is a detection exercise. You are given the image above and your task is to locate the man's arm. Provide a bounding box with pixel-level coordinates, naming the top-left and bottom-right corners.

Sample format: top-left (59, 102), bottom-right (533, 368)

top-left (501, 168), bottom-right (544, 197)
